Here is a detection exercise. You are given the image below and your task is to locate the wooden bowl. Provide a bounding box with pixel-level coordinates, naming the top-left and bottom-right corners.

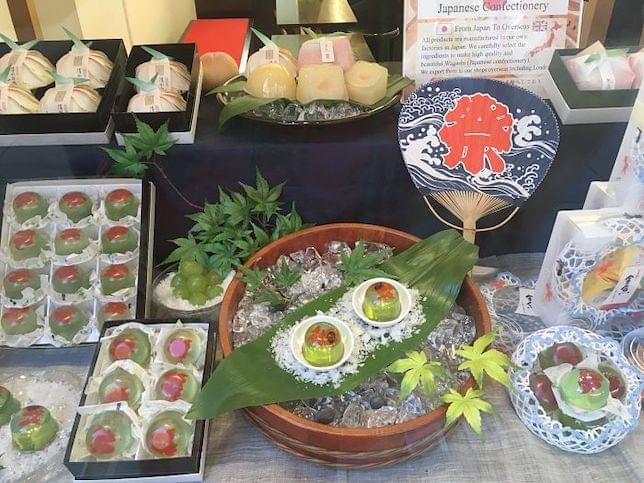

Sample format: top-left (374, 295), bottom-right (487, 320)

top-left (219, 223), bottom-right (491, 468)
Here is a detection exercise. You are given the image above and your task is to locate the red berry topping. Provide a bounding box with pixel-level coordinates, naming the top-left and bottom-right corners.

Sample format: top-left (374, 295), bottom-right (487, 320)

top-left (104, 264), bottom-right (129, 280)
top-left (110, 337), bottom-right (136, 361)
top-left (2, 307), bottom-right (30, 325)
top-left (14, 192), bottom-right (40, 208)
top-left (160, 371), bottom-right (187, 401)
top-left (578, 369), bottom-right (604, 394)
top-left (373, 282), bottom-right (398, 302)
top-left (52, 305), bottom-right (79, 325)
top-left (104, 384), bottom-right (130, 404)
top-left (61, 191), bottom-right (89, 208)
top-left (306, 324), bottom-right (339, 348)
top-left (106, 189), bottom-right (133, 204)
top-left (54, 265), bottom-right (80, 283)
top-left (18, 405), bottom-right (45, 427)
top-left (149, 427), bottom-right (177, 457)
top-left (7, 269), bottom-right (32, 284)
top-left (168, 337), bottom-right (191, 361)
top-left (12, 229), bottom-right (36, 249)
top-left (104, 302), bottom-right (128, 317)
top-left (60, 228), bottom-right (82, 241)
top-left (90, 427), bottom-right (116, 455)
top-left (106, 226), bottom-right (129, 241)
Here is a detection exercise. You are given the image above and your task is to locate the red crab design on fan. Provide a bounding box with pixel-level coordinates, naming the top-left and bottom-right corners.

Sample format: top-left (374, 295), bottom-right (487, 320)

top-left (438, 93), bottom-right (514, 176)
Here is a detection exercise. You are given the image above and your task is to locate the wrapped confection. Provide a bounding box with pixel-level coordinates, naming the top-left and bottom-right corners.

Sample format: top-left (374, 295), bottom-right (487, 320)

top-left (54, 227), bottom-right (90, 256)
top-left (163, 328), bottom-right (203, 365)
top-left (11, 405), bottom-right (59, 452)
top-left (108, 328), bottom-right (151, 366)
top-left (39, 75), bottom-right (101, 113)
top-left (0, 67), bottom-right (39, 114)
top-left (628, 50), bottom-right (644, 89)
top-left (244, 63), bottom-right (296, 100)
top-left (126, 75), bottom-right (187, 113)
top-left (58, 191), bottom-right (93, 223)
top-left (98, 367), bottom-right (145, 408)
top-left (85, 410), bottom-right (134, 460)
top-left (136, 46), bottom-right (191, 94)
top-left (361, 281), bottom-right (401, 322)
top-left (538, 342), bottom-right (583, 369)
top-left (1, 306), bottom-right (38, 335)
top-left (345, 61), bottom-right (388, 106)
top-left (56, 28), bottom-right (113, 89)
top-left (0, 385), bottom-right (20, 426)
top-left (100, 263), bottom-right (135, 295)
top-left (529, 373), bottom-right (558, 412)
top-left (98, 302), bottom-right (131, 326)
top-left (296, 64), bottom-right (348, 104)
top-left (9, 229), bottom-right (46, 261)
top-left (302, 322), bottom-right (344, 367)
top-left (52, 265), bottom-right (90, 295)
top-left (12, 191), bottom-right (48, 224)
top-left (564, 42), bottom-right (635, 91)
top-left (154, 368), bottom-right (199, 403)
top-left (0, 34), bottom-right (54, 89)
top-left (559, 368), bottom-right (609, 411)
top-left (145, 410), bottom-right (192, 458)
top-left (49, 304), bottom-right (89, 341)
top-left (101, 225), bottom-right (138, 255)
top-left (297, 36), bottom-right (355, 71)
top-left (104, 188), bottom-right (139, 221)
top-left (246, 46), bottom-right (298, 79)
top-left (201, 51), bottom-right (239, 91)
top-left (3, 268), bottom-right (40, 299)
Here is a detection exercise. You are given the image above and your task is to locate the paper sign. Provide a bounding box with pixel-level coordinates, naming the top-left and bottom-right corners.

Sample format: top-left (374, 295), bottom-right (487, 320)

top-left (319, 38), bottom-right (335, 63)
top-left (602, 265), bottom-right (643, 308)
top-left (403, 0), bottom-right (582, 95)
top-left (516, 287), bottom-right (537, 316)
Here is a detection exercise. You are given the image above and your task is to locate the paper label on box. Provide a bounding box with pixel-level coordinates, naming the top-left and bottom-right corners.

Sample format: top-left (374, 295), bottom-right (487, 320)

top-left (516, 287), bottom-right (537, 316)
top-left (52, 85), bottom-right (74, 113)
top-left (601, 265), bottom-right (643, 308)
top-left (151, 58), bottom-right (172, 91)
top-left (144, 92), bottom-right (161, 112)
top-left (8, 50), bottom-right (28, 82)
top-left (262, 46), bottom-right (280, 64)
top-left (319, 38), bottom-right (335, 63)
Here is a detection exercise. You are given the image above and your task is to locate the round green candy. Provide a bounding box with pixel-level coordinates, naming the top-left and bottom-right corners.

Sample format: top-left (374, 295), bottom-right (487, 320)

top-left (0, 385), bottom-right (20, 426)
top-left (50, 305), bottom-right (89, 341)
top-left (54, 228), bottom-right (90, 256)
top-left (98, 368), bottom-right (144, 408)
top-left (59, 191), bottom-right (93, 223)
top-left (105, 189), bottom-right (139, 222)
top-left (1, 306), bottom-right (38, 335)
top-left (13, 192), bottom-right (49, 224)
top-left (52, 265), bottom-right (90, 295)
top-left (3, 268), bottom-right (40, 300)
top-left (362, 281), bottom-right (401, 322)
top-left (101, 226), bottom-right (138, 255)
top-left (108, 328), bottom-right (151, 366)
top-left (85, 410), bottom-right (134, 460)
top-left (559, 368), bottom-right (609, 412)
top-left (9, 229), bottom-right (45, 261)
top-left (100, 264), bottom-right (135, 296)
top-left (145, 411), bottom-right (192, 458)
top-left (98, 302), bottom-right (131, 327)
top-left (154, 369), bottom-right (199, 403)
top-left (11, 405), bottom-right (59, 452)
top-left (302, 322), bottom-right (344, 367)
top-left (163, 329), bottom-right (203, 365)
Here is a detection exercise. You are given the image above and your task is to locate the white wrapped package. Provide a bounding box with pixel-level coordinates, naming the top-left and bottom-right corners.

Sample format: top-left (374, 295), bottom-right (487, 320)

top-left (39, 77), bottom-right (101, 113)
top-left (563, 42), bottom-right (635, 91)
top-left (0, 67), bottom-right (39, 114)
top-left (629, 50), bottom-right (644, 89)
top-left (0, 35), bottom-right (54, 89)
top-left (56, 28), bottom-right (113, 89)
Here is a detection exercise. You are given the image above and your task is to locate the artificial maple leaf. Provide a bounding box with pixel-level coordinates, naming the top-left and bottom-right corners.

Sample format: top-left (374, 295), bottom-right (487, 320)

top-left (338, 241), bottom-right (391, 286)
top-left (456, 331), bottom-right (511, 389)
top-left (442, 388), bottom-right (496, 436)
top-left (387, 350), bottom-right (446, 399)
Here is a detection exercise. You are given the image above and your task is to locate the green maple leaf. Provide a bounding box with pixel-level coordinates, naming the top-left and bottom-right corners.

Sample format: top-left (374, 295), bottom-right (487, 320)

top-left (272, 203), bottom-right (307, 240)
top-left (205, 242), bottom-right (240, 275)
top-left (254, 287), bottom-right (289, 310)
top-left (238, 266), bottom-right (268, 291)
top-left (387, 351), bottom-right (446, 399)
top-left (338, 241), bottom-right (391, 286)
top-left (104, 144), bottom-right (148, 177)
top-left (241, 168), bottom-right (284, 219)
top-left (442, 388), bottom-right (496, 436)
top-left (220, 190), bottom-right (250, 227)
top-left (251, 222), bottom-right (271, 248)
top-left (124, 117), bottom-right (176, 160)
top-left (272, 261), bottom-right (302, 292)
top-left (456, 332), bottom-right (511, 389)
top-left (163, 235), bottom-right (208, 266)
top-left (187, 203), bottom-right (226, 241)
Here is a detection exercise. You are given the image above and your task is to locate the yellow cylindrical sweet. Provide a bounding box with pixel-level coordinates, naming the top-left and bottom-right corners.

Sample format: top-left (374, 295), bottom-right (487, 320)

top-left (345, 61), bottom-right (388, 106)
top-left (244, 63), bottom-right (296, 100)
top-left (296, 64), bottom-right (348, 104)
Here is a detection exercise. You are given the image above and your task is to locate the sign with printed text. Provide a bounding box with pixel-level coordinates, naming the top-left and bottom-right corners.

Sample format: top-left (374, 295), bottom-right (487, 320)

top-left (403, 0), bottom-right (583, 95)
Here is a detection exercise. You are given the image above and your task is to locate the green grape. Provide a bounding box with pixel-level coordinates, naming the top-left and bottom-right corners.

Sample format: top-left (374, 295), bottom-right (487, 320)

top-left (206, 284), bottom-right (223, 299)
top-left (180, 260), bottom-right (203, 277)
top-left (189, 292), bottom-right (207, 306)
top-left (207, 271), bottom-right (224, 285)
top-left (186, 275), bottom-right (207, 293)
top-left (171, 273), bottom-right (185, 289)
top-left (175, 287), bottom-right (191, 300)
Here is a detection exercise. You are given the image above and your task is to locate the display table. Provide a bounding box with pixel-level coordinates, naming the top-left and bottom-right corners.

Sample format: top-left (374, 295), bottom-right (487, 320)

top-left (0, 94), bottom-right (628, 262)
top-left (1, 254), bottom-right (640, 482)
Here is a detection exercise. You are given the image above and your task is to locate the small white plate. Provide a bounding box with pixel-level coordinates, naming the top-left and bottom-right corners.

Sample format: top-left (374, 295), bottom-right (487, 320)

top-left (352, 277), bottom-right (411, 328)
top-left (290, 315), bottom-right (354, 372)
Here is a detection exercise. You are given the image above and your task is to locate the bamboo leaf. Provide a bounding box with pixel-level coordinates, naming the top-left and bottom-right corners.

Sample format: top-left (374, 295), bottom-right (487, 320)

top-left (141, 45), bottom-right (171, 61)
top-left (0, 33), bottom-right (20, 50)
top-left (251, 27), bottom-right (277, 48)
top-left (207, 80), bottom-right (247, 95)
top-left (218, 95), bottom-right (279, 128)
top-left (63, 27), bottom-right (87, 49)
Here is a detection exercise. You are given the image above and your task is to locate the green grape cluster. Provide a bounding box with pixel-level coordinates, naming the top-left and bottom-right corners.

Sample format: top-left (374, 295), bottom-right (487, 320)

top-left (171, 260), bottom-right (223, 306)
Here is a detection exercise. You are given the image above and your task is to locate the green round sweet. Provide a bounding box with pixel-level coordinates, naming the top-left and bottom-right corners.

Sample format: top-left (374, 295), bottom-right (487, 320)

top-left (98, 302), bottom-right (131, 327)
top-left (0, 385), bottom-right (20, 426)
top-left (163, 329), bottom-right (203, 365)
top-left (85, 410), bottom-right (134, 460)
top-left (3, 268), bottom-right (40, 300)
top-left (11, 405), bottom-right (59, 452)
top-left (52, 265), bottom-right (90, 295)
top-left (108, 328), bottom-right (151, 366)
top-left (98, 368), bottom-right (144, 408)
top-left (54, 228), bottom-right (90, 256)
top-left (9, 229), bottom-right (45, 261)
top-left (145, 411), bottom-right (192, 458)
top-left (13, 192), bottom-right (48, 224)
top-left (559, 368), bottom-right (609, 411)
top-left (59, 191), bottom-right (93, 223)
top-left (50, 305), bottom-right (89, 341)
top-left (302, 322), bottom-right (344, 367)
top-left (1, 306), bottom-right (38, 335)
top-left (154, 369), bottom-right (199, 403)
top-left (362, 281), bottom-right (401, 322)
top-left (100, 264), bottom-right (135, 296)
top-left (105, 189), bottom-right (139, 222)
top-left (101, 226), bottom-right (138, 255)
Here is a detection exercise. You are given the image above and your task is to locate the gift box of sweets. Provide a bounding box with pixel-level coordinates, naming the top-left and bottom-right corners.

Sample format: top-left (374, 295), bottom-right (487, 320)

top-left (0, 37), bottom-right (126, 145)
top-left (112, 43), bottom-right (202, 145)
top-left (64, 319), bottom-right (215, 482)
top-left (0, 178), bottom-right (156, 347)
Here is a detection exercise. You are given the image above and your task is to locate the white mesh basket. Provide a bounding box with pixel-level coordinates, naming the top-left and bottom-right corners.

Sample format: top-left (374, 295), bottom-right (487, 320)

top-left (509, 326), bottom-right (642, 454)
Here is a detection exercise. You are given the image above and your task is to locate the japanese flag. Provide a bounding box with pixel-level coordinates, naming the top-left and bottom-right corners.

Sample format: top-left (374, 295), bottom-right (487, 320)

top-left (436, 23), bottom-right (453, 35)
